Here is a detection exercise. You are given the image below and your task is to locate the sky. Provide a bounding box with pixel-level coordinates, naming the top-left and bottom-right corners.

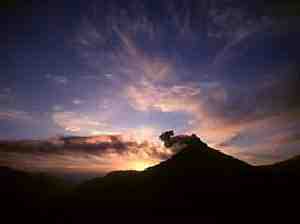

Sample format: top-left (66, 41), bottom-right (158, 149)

top-left (1, 0), bottom-right (300, 174)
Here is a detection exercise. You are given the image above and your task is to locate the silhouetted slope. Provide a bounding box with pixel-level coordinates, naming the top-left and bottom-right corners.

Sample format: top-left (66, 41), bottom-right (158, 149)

top-left (77, 170), bottom-right (141, 197)
top-left (0, 166), bottom-right (70, 223)
top-left (269, 155), bottom-right (300, 174)
top-left (0, 166), bottom-right (28, 180)
top-left (1, 134), bottom-right (300, 223)
top-left (75, 138), bottom-right (256, 221)
top-left (74, 136), bottom-right (299, 222)
top-left (78, 139), bottom-right (251, 194)
top-left (80, 136), bottom-right (251, 189)
top-left (0, 166), bottom-right (69, 196)
top-left (146, 142), bottom-right (251, 175)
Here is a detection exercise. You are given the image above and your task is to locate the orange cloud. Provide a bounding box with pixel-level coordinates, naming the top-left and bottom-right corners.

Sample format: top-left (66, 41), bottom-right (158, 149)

top-left (0, 134), bottom-right (171, 174)
top-left (52, 111), bottom-right (109, 133)
top-left (126, 81), bottom-right (203, 113)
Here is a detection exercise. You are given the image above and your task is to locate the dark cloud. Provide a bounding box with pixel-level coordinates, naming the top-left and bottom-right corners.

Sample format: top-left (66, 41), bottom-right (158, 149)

top-left (1, 0), bottom-right (300, 170)
top-left (225, 65), bottom-right (299, 123)
top-left (0, 136), bottom-right (166, 157)
top-left (0, 135), bottom-right (171, 173)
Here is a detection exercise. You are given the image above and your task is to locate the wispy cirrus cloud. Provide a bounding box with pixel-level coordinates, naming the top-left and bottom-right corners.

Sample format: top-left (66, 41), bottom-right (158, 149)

top-left (126, 81), bottom-right (202, 113)
top-left (52, 111), bottom-right (109, 134)
top-left (2, 0), bottom-right (300, 176)
top-left (0, 109), bottom-right (33, 122)
top-left (46, 74), bottom-right (69, 85)
top-left (0, 87), bottom-right (14, 104)
top-left (72, 98), bottom-right (84, 105)
top-left (69, 0), bottom-right (300, 165)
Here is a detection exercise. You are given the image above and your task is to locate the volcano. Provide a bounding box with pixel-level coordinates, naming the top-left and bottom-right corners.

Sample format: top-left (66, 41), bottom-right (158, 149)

top-left (1, 132), bottom-right (299, 223)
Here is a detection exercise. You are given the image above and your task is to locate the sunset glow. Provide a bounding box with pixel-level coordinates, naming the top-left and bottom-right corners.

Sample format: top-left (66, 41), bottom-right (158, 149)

top-left (128, 161), bottom-right (155, 171)
top-left (1, 0), bottom-right (300, 175)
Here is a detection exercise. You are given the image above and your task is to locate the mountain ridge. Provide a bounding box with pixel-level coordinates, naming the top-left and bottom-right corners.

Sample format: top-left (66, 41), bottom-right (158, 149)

top-left (1, 133), bottom-right (300, 223)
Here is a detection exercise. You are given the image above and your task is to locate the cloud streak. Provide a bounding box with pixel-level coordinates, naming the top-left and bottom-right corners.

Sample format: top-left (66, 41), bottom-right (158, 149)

top-left (2, 0), bottom-right (297, 172)
top-left (69, 0), bottom-right (300, 165)
top-left (46, 74), bottom-right (69, 85)
top-left (53, 111), bottom-right (109, 134)
top-left (0, 134), bottom-right (171, 174)
top-left (0, 109), bottom-right (33, 122)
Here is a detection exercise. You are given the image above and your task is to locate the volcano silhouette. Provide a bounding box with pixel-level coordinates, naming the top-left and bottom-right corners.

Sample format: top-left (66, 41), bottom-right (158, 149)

top-left (1, 132), bottom-right (299, 223)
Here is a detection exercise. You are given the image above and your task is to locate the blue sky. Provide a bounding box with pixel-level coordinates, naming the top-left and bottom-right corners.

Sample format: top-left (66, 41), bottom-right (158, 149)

top-left (1, 0), bottom-right (300, 171)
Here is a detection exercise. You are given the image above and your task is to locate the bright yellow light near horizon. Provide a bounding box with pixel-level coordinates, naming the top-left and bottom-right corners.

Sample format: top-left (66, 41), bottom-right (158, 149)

top-left (129, 160), bottom-right (153, 171)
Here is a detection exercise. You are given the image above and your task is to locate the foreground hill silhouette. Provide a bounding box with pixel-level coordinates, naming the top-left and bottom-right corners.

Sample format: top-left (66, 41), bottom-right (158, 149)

top-left (1, 131), bottom-right (299, 223)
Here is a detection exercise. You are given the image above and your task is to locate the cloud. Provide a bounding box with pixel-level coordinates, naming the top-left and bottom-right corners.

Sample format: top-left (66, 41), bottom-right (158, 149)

top-left (70, 1), bottom-right (300, 166)
top-left (217, 108), bottom-right (300, 164)
top-left (126, 81), bottom-right (202, 113)
top-left (0, 88), bottom-right (14, 104)
top-left (208, 6), bottom-right (274, 68)
top-left (72, 98), bottom-right (84, 105)
top-left (52, 105), bottom-right (64, 111)
top-left (53, 111), bottom-right (108, 133)
top-left (46, 74), bottom-right (69, 85)
top-left (125, 79), bottom-right (233, 144)
top-left (1, 0), bottom-right (298, 173)
top-left (82, 75), bottom-right (103, 81)
top-left (0, 109), bottom-right (33, 122)
top-left (104, 73), bottom-right (113, 79)
top-left (81, 74), bottom-right (115, 81)
top-left (0, 134), bottom-right (171, 174)
top-left (124, 63), bottom-right (300, 163)
top-left (0, 88), bottom-right (12, 96)
top-left (98, 99), bottom-right (111, 110)
top-left (75, 4), bottom-right (247, 148)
